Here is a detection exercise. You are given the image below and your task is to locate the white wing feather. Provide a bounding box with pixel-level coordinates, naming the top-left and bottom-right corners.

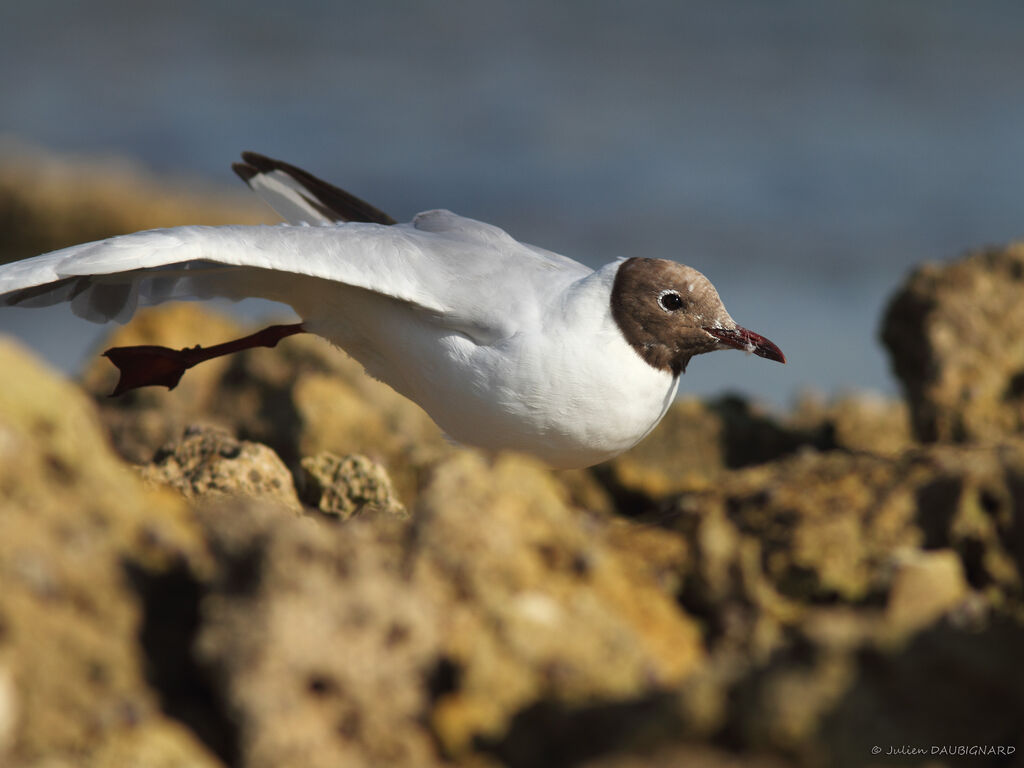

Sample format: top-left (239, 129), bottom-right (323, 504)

top-left (0, 210), bottom-right (591, 342)
top-left (244, 168), bottom-right (336, 226)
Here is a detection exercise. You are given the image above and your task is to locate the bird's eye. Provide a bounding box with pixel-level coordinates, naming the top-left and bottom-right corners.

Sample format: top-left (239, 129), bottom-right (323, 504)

top-left (658, 291), bottom-right (684, 311)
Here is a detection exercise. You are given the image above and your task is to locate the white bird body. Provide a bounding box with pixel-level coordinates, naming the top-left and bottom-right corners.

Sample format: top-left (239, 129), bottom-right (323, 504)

top-left (307, 250), bottom-right (680, 468)
top-left (0, 153), bottom-right (782, 469)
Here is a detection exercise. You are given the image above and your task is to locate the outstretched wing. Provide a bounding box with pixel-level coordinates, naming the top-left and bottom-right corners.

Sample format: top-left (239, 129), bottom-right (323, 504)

top-left (232, 151), bottom-right (396, 226)
top-left (0, 211), bottom-right (591, 342)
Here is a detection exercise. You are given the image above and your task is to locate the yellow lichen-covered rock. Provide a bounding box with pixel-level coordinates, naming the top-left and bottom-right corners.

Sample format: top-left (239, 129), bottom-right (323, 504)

top-left (599, 397), bottom-right (727, 497)
top-left (598, 395), bottom-right (839, 502)
top-left (885, 548), bottom-right (968, 634)
top-left (882, 241), bottom-right (1024, 442)
top-left (190, 452), bottom-right (702, 767)
top-left (668, 443), bottom-right (1024, 623)
top-left (0, 338), bottom-right (217, 768)
top-left (139, 425), bottom-right (302, 513)
top-left (676, 450), bottom-right (923, 603)
top-left (789, 392), bottom-right (913, 458)
top-left (662, 440), bottom-right (1024, 765)
top-left (414, 452), bottom-right (703, 752)
top-left (194, 501), bottom-right (444, 768)
top-left (299, 451), bottom-right (407, 520)
top-left (290, 357), bottom-right (453, 503)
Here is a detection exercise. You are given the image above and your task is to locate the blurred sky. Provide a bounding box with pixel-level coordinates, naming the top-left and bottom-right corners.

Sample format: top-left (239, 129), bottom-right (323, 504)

top-left (1, 0), bottom-right (1023, 408)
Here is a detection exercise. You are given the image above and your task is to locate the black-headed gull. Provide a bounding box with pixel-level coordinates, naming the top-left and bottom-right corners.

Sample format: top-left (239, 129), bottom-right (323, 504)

top-left (0, 153), bottom-right (784, 468)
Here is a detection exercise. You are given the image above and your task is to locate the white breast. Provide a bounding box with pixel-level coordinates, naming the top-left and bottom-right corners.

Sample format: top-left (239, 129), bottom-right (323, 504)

top-left (406, 264), bottom-right (678, 467)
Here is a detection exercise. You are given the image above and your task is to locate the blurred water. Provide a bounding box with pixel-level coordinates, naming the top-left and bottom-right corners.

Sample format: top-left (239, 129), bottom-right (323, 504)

top-left (2, 0), bottom-right (1023, 408)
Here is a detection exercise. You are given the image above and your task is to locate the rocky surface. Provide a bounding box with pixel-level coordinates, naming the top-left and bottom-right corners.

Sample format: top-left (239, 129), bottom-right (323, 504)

top-left (2, 155), bottom-right (1023, 767)
top-left (0, 340), bottom-right (220, 768)
top-left (139, 425), bottom-right (302, 513)
top-left (658, 443), bottom-right (1024, 766)
top-left (299, 451), bottom-right (407, 520)
top-left (882, 242), bottom-right (1024, 443)
top-left (189, 452), bottom-right (703, 768)
top-left (5, 302), bottom-right (1023, 768)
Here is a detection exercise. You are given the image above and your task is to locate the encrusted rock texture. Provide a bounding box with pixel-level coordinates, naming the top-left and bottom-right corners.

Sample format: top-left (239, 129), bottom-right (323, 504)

top-left (1, 154), bottom-right (1023, 767)
top-left (882, 243), bottom-right (1024, 444)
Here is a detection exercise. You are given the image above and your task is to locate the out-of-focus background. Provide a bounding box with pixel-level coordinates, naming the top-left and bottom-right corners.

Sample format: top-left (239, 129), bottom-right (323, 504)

top-left (2, 0), bottom-right (1023, 407)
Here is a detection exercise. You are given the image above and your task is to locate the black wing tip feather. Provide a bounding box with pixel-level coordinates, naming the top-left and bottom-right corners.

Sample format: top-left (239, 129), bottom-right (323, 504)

top-left (231, 161), bottom-right (258, 184)
top-left (233, 151), bottom-right (397, 226)
top-left (239, 151), bottom-right (279, 173)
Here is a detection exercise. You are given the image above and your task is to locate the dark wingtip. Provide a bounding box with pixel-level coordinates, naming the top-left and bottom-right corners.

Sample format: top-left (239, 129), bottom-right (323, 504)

top-left (239, 151), bottom-right (276, 172)
top-left (232, 162), bottom-right (257, 184)
top-left (232, 151), bottom-right (398, 226)
top-left (235, 151), bottom-right (280, 184)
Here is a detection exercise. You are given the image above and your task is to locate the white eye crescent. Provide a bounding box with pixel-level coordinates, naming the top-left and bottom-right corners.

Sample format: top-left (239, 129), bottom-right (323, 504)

top-left (658, 289), bottom-right (684, 312)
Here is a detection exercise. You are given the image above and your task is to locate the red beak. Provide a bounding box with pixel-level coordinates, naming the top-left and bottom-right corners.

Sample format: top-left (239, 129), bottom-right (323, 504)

top-left (704, 326), bottom-right (786, 364)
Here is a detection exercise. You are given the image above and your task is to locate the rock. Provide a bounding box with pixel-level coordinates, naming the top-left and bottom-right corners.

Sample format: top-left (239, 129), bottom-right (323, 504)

top-left (4, 322), bottom-right (1024, 768)
top-left (882, 242), bottom-right (1024, 442)
top-left (816, 619), bottom-right (1024, 768)
top-left (596, 395), bottom-right (836, 504)
top-left (676, 451), bottom-right (922, 608)
top-left (190, 452), bottom-right (703, 767)
top-left (581, 743), bottom-right (797, 768)
top-left (140, 425), bottom-right (302, 513)
top-left (668, 442), bottom-right (1024, 644)
top-left (0, 338), bottom-right (218, 767)
top-left (788, 392), bottom-right (913, 458)
top-left (659, 440), bottom-right (1024, 765)
top-left (911, 443), bottom-right (1023, 594)
top-left (299, 451), bottom-right (406, 520)
top-left (290, 364), bottom-right (452, 502)
top-left (194, 501), bottom-right (443, 768)
top-left (552, 466), bottom-right (618, 515)
top-left (735, 650), bottom-right (856, 756)
top-left (414, 453), bottom-right (704, 755)
top-left (595, 398), bottom-right (726, 500)
top-left (885, 549), bottom-right (968, 634)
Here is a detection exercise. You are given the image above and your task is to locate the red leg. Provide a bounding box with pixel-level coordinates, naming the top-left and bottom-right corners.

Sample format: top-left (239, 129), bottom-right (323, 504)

top-left (102, 323), bottom-right (306, 396)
